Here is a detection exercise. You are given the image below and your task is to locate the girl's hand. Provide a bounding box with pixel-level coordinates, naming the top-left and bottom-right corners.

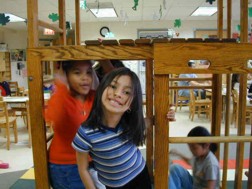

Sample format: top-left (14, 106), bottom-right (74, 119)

top-left (54, 62), bottom-right (68, 86)
top-left (167, 105), bottom-right (176, 121)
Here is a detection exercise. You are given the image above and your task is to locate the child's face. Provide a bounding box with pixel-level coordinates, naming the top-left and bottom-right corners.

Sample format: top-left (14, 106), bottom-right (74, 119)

top-left (102, 75), bottom-right (133, 115)
top-left (67, 61), bottom-right (93, 96)
top-left (188, 143), bottom-right (209, 158)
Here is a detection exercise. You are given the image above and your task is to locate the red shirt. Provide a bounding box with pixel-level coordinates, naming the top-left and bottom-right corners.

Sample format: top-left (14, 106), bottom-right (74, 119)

top-left (45, 81), bottom-right (95, 164)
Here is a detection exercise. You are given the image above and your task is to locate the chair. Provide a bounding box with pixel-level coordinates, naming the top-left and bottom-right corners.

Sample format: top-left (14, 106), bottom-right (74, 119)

top-left (18, 86), bottom-right (25, 96)
top-left (8, 81), bottom-right (18, 96)
top-left (174, 89), bottom-right (190, 112)
top-left (231, 89), bottom-right (252, 127)
top-left (189, 90), bottom-right (212, 121)
top-left (0, 101), bottom-right (18, 150)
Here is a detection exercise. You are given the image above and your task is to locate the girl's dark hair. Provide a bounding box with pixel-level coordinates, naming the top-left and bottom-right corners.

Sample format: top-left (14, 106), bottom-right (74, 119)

top-left (231, 74), bottom-right (240, 90)
top-left (62, 60), bottom-right (92, 74)
top-left (84, 67), bottom-right (146, 146)
top-left (188, 126), bottom-right (218, 153)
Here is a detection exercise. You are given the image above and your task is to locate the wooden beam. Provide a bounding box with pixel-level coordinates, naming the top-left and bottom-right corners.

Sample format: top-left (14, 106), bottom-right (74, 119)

top-left (38, 20), bottom-right (64, 33)
top-left (27, 0), bottom-right (38, 48)
top-left (145, 59), bottom-right (154, 180)
top-left (154, 43), bottom-right (252, 74)
top-left (58, 0), bottom-right (66, 45)
top-left (27, 51), bottom-right (50, 189)
top-left (169, 136), bottom-right (252, 143)
top-left (28, 45), bottom-right (153, 61)
top-left (75, 0), bottom-right (81, 45)
top-left (227, 0), bottom-right (232, 38)
top-left (217, 0), bottom-right (223, 39)
top-left (154, 75), bottom-right (169, 189)
top-left (234, 1), bottom-right (248, 188)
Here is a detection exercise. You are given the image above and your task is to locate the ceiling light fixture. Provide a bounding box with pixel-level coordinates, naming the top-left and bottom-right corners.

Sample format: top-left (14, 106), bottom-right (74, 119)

top-left (191, 7), bottom-right (217, 16)
top-left (4, 13), bottom-right (25, 22)
top-left (87, 2), bottom-right (118, 18)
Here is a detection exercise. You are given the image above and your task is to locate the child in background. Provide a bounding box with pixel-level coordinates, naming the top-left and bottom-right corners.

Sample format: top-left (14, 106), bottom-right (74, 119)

top-left (169, 126), bottom-right (220, 189)
top-left (45, 60), bottom-right (108, 189)
top-left (72, 67), bottom-right (153, 189)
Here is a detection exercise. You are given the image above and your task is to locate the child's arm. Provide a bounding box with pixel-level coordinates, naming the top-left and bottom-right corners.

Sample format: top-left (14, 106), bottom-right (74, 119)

top-left (169, 149), bottom-right (191, 165)
top-left (76, 151), bottom-right (96, 189)
top-left (206, 180), bottom-right (217, 189)
top-left (167, 105), bottom-right (176, 121)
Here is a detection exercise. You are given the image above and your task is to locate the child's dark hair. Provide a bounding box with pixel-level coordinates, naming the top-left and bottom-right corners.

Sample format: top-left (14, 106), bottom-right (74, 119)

top-left (231, 74), bottom-right (240, 89)
top-left (62, 60), bottom-right (92, 74)
top-left (84, 67), bottom-right (146, 146)
top-left (188, 126), bottom-right (218, 153)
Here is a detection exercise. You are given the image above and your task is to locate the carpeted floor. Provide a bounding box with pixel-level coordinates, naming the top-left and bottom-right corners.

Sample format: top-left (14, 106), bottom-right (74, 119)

top-left (0, 169), bottom-right (27, 189)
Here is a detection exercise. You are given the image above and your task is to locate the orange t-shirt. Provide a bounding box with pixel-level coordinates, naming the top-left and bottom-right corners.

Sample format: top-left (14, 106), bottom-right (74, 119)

top-left (45, 81), bottom-right (95, 164)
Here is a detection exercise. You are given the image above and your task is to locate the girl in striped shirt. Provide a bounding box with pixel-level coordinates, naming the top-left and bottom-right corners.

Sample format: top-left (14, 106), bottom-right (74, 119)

top-left (72, 67), bottom-right (152, 189)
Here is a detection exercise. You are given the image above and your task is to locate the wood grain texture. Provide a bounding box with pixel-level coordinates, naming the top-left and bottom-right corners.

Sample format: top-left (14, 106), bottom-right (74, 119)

top-left (154, 75), bottom-right (169, 189)
top-left (119, 39), bottom-right (135, 46)
top-left (27, 0), bottom-right (38, 48)
top-left (28, 45), bottom-right (153, 61)
top-left (27, 53), bottom-right (50, 189)
top-left (145, 59), bottom-right (154, 179)
top-left (75, 0), bottom-right (81, 45)
top-left (154, 43), bottom-right (252, 74)
top-left (85, 40), bottom-right (102, 46)
top-left (58, 0), bottom-right (66, 45)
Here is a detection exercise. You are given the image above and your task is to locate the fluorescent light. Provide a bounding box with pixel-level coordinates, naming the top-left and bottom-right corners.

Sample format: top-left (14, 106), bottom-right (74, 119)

top-left (87, 2), bottom-right (117, 18)
top-left (90, 8), bottom-right (117, 18)
top-left (191, 7), bottom-right (217, 16)
top-left (4, 13), bottom-right (25, 22)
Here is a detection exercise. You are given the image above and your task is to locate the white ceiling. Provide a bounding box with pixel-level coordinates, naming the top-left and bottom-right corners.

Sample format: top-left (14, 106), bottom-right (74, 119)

top-left (0, 0), bottom-right (249, 31)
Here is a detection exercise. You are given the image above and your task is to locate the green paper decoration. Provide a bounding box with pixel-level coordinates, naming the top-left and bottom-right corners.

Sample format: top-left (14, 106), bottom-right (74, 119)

top-left (132, 0), bottom-right (139, 11)
top-left (48, 13), bottom-right (59, 22)
top-left (174, 19), bottom-right (181, 28)
top-left (159, 5), bottom-right (162, 20)
top-left (0, 13), bottom-right (10, 26)
top-left (249, 7), bottom-right (252, 17)
top-left (80, 0), bottom-right (87, 10)
top-left (206, 0), bottom-right (215, 5)
top-left (236, 25), bottom-right (241, 31)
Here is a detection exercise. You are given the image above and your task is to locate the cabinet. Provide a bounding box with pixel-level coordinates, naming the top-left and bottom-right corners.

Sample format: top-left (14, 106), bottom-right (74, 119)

top-left (0, 52), bottom-right (11, 81)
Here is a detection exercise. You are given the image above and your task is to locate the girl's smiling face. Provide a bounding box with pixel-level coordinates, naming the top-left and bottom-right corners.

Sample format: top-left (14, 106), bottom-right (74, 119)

top-left (102, 75), bottom-right (133, 115)
top-left (66, 61), bottom-right (93, 98)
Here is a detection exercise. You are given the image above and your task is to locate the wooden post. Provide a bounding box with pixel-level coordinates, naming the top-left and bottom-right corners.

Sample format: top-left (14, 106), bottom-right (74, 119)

top-left (58, 0), bottom-right (66, 45)
top-left (222, 1), bottom-right (232, 188)
top-left (154, 75), bottom-right (169, 188)
top-left (75, 0), bottom-right (81, 45)
top-left (27, 0), bottom-right (50, 188)
top-left (145, 59), bottom-right (154, 180)
top-left (235, 1), bottom-right (248, 188)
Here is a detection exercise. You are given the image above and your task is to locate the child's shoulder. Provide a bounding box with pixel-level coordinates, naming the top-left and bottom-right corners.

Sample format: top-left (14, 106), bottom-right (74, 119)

top-left (206, 151), bottom-right (219, 166)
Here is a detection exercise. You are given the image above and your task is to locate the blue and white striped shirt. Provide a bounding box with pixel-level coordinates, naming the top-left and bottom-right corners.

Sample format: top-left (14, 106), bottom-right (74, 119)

top-left (72, 124), bottom-right (145, 187)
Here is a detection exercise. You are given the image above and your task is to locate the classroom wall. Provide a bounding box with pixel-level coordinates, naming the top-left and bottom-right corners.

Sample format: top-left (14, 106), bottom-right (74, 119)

top-left (0, 31), bottom-right (3, 43)
top-left (0, 20), bottom-right (241, 90)
top-left (2, 20), bottom-right (241, 48)
top-left (79, 20), bottom-right (239, 41)
top-left (3, 30), bottom-right (27, 49)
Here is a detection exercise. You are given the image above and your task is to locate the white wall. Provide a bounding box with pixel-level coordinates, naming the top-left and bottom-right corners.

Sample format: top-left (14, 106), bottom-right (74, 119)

top-left (0, 31), bottom-right (3, 43)
top-left (0, 20), bottom-right (241, 89)
top-left (3, 30), bottom-right (27, 49)
top-left (80, 20), bottom-right (233, 40)
top-left (11, 61), bottom-right (28, 89)
top-left (2, 20), bottom-right (240, 48)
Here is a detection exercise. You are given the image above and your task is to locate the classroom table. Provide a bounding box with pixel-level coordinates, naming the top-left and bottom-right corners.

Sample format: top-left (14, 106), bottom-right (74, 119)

top-left (3, 94), bottom-right (50, 147)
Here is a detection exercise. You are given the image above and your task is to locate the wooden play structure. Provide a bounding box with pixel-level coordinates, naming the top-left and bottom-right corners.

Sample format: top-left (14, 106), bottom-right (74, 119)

top-left (26, 0), bottom-right (252, 188)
